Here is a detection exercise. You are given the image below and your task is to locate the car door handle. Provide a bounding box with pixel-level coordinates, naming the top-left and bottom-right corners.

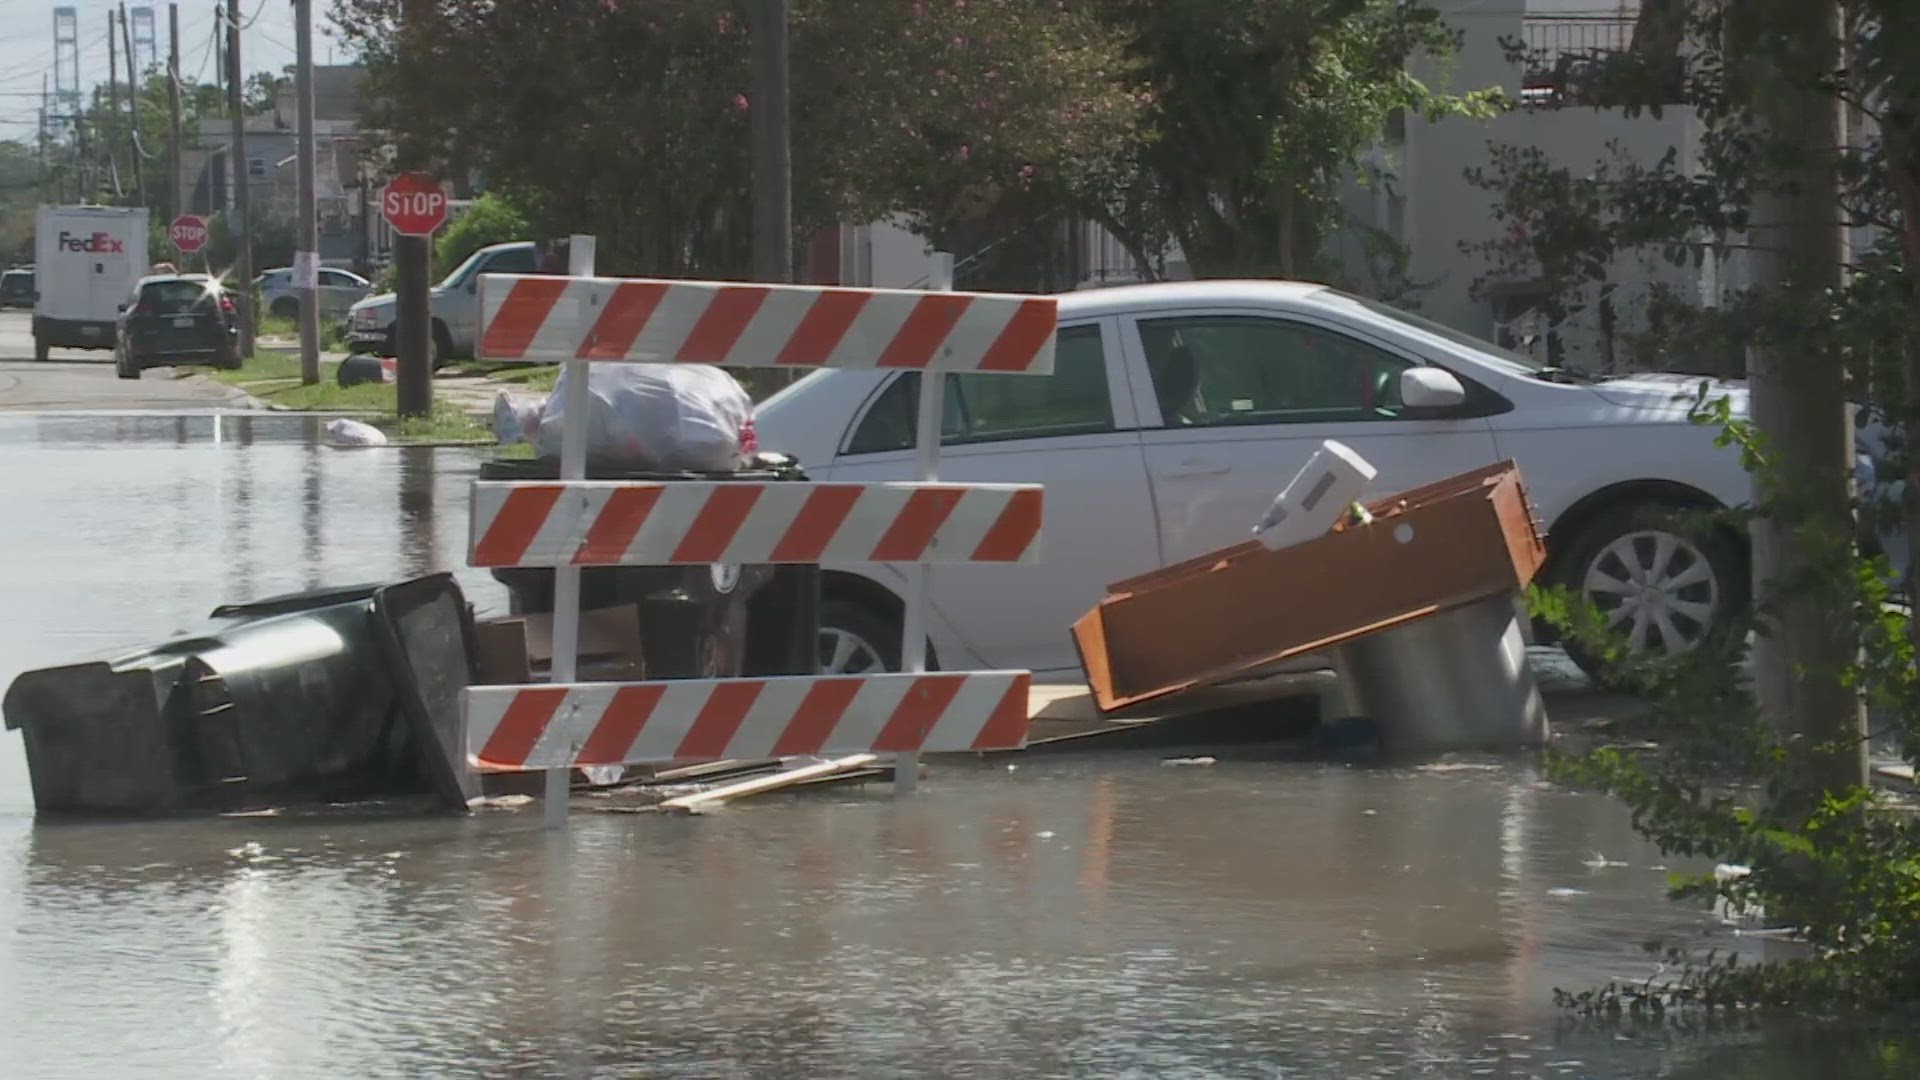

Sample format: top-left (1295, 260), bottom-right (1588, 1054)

top-left (1161, 460), bottom-right (1231, 479)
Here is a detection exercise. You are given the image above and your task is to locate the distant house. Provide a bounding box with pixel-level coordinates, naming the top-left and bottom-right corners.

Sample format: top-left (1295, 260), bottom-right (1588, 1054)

top-left (184, 65), bottom-right (374, 269)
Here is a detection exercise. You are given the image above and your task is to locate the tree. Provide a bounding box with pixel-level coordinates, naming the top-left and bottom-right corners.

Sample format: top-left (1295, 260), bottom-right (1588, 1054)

top-left (1085, 0), bottom-right (1503, 283)
top-left (1488, 0), bottom-right (1920, 1008)
top-left (334, 0), bottom-right (1143, 284)
top-left (435, 192), bottom-right (530, 272)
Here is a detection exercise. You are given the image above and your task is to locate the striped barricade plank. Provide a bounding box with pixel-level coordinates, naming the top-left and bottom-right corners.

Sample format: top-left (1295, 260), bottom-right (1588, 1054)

top-left (469, 480), bottom-right (1044, 567)
top-left (476, 274), bottom-right (1057, 374)
top-left (465, 671), bottom-right (1032, 772)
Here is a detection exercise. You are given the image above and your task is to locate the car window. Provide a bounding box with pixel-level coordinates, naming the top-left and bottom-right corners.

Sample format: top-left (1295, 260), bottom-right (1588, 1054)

top-left (842, 325), bottom-right (1112, 455)
top-left (138, 280), bottom-right (220, 314)
top-left (1137, 315), bottom-right (1414, 427)
top-left (479, 248), bottom-right (537, 276)
top-left (319, 269), bottom-right (355, 287)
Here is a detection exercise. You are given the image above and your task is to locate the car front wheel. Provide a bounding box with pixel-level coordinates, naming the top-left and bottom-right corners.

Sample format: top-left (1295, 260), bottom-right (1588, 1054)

top-left (1552, 504), bottom-right (1747, 679)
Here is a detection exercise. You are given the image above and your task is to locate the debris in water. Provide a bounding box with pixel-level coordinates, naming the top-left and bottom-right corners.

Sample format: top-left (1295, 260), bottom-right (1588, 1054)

top-left (474, 794), bottom-right (535, 811)
top-left (1162, 756), bottom-right (1216, 767)
top-left (1362, 809), bottom-right (1378, 816)
top-left (1036, 830), bottom-right (1056, 839)
top-left (221, 807), bottom-right (281, 818)
top-left (1547, 886), bottom-right (1587, 897)
top-left (1006, 764), bottom-right (1018, 771)
top-left (1582, 852), bottom-right (1628, 869)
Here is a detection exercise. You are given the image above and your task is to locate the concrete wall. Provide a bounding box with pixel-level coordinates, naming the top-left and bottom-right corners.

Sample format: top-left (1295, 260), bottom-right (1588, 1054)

top-left (1362, 0), bottom-right (1701, 371)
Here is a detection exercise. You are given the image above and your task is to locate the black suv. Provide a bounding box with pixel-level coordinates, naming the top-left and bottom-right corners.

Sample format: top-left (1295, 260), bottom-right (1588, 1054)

top-left (115, 274), bottom-right (240, 378)
top-left (0, 268), bottom-right (31, 308)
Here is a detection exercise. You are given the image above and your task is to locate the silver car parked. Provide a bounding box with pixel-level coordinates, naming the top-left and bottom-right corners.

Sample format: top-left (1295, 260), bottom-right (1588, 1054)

top-left (255, 266), bottom-right (372, 321)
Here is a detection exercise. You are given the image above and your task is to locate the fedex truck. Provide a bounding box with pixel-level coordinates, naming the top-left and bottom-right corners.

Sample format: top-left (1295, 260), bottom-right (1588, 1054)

top-left (33, 205), bottom-right (150, 361)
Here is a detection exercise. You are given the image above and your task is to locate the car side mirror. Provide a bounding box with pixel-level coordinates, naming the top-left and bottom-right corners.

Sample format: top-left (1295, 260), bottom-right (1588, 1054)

top-left (1400, 367), bottom-right (1467, 409)
top-left (116, 303), bottom-right (126, 312)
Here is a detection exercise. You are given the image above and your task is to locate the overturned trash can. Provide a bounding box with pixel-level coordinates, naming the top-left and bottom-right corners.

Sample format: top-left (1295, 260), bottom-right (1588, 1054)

top-left (474, 451), bottom-right (820, 682)
top-left (3, 574), bottom-right (482, 814)
top-left (1334, 592), bottom-right (1547, 751)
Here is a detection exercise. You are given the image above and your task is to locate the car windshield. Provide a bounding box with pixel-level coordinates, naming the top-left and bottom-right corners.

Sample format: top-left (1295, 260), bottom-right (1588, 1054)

top-left (140, 279), bottom-right (220, 314)
top-left (1315, 287), bottom-right (1548, 374)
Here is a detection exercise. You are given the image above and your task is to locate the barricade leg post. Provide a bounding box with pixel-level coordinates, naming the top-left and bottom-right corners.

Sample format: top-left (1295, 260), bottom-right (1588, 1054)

top-left (543, 234), bottom-right (598, 829)
top-left (895, 250), bottom-right (956, 795)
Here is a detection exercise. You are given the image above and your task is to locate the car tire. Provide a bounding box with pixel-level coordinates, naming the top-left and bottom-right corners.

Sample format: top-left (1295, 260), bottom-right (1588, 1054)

top-left (1551, 503), bottom-right (1748, 682)
top-left (269, 297), bottom-right (298, 320)
top-left (33, 337), bottom-right (49, 362)
top-left (115, 347), bottom-right (138, 380)
top-left (431, 321), bottom-right (452, 370)
top-left (817, 598), bottom-right (939, 675)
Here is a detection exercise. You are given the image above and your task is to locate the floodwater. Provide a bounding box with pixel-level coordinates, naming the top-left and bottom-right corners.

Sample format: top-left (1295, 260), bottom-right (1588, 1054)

top-left (0, 412), bottom-right (1912, 1078)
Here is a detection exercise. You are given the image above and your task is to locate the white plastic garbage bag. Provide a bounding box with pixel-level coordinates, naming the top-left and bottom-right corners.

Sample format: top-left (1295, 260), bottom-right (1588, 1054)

top-left (492, 390), bottom-right (547, 445)
top-left (325, 417), bottom-right (389, 448)
top-left (534, 363), bottom-right (752, 471)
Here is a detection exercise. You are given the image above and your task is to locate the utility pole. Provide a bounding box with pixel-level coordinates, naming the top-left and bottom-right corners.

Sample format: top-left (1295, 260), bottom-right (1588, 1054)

top-left (394, 0), bottom-right (433, 416)
top-left (751, 0), bottom-right (792, 283)
top-left (108, 12), bottom-right (124, 199)
top-left (120, 4), bottom-right (145, 206)
top-left (120, 3), bottom-right (146, 207)
top-left (226, 0), bottom-right (253, 356)
top-left (294, 0), bottom-right (318, 384)
top-left (168, 3), bottom-right (181, 224)
top-left (1735, 0), bottom-right (1866, 795)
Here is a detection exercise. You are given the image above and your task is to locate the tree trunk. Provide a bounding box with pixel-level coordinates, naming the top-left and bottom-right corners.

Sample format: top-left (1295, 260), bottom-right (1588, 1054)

top-left (1736, 0), bottom-right (1868, 795)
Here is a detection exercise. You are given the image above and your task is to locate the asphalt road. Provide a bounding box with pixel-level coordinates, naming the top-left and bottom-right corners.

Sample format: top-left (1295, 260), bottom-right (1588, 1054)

top-left (0, 308), bottom-right (242, 411)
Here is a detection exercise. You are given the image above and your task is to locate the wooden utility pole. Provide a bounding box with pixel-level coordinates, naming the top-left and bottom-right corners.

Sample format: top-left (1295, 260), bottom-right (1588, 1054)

top-left (1735, 0), bottom-right (1867, 794)
top-left (108, 11), bottom-right (123, 198)
top-left (120, 3), bottom-right (146, 207)
top-left (394, 0), bottom-right (434, 416)
top-left (751, 0), bottom-right (793, 283)
top-left (294, 0), bottom-right (319, 384)
top-left (226, 0), bottom-right (254, 355)
top-left (168, 3), bottom-right (182, 224)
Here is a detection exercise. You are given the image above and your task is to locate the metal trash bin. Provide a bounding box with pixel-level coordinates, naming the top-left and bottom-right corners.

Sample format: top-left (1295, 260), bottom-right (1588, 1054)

top-left (476, 452), bottom-right (819, 679)
top-left (3, 574), bottom-right (480, 813)
top-left (1334, 591), bottom-right (1549, 751)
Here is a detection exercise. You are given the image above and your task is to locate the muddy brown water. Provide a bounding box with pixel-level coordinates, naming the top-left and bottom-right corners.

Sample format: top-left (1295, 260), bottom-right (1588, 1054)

top-left (0, 413), bottom-right (1912, 1078)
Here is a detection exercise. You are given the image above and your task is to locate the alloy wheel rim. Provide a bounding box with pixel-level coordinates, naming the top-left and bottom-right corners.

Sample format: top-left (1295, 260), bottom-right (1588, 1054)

top-left (1581, 529), bottom-right (1720, 653)
top-left (818, 627), bottom-right (885, 675)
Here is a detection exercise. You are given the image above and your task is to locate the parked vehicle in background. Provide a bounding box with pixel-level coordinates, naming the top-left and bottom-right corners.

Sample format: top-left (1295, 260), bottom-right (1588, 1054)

top-left (0, 267), bottom-right (33, 308)
top-left (114, 274), bottom-right (240, 378)
top-left (345, 240), bottom-right (539, 367)
top-left (751, 279), bottom-right (1781, 683)
top-left (32, 205), bottom-right (149, 361)
top-left (255, 266), bottom-right (372, 321)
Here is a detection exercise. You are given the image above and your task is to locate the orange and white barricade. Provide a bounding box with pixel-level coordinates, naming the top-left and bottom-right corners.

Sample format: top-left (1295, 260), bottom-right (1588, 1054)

top-left (464, 244), bottom-right (1053, 824)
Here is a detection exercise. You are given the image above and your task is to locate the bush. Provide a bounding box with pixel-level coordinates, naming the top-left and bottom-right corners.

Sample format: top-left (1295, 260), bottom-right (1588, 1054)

top-left (436, 193), bottom-right (529, 275)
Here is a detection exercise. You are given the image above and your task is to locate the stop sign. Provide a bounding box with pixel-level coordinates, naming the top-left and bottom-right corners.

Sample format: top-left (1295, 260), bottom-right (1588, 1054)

top-left (169, 214), bottom-right (208, 254)
top-left (382, 173), bottom-right (449, 236)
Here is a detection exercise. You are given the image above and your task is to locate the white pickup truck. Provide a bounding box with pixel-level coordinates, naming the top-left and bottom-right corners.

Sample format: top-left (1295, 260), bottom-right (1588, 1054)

top-left (344, 241), bottom-right (540, 366)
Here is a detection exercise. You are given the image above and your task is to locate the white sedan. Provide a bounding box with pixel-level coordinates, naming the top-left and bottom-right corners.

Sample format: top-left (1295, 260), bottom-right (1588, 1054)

top-left (750, 280), bottom-right (1758, 682)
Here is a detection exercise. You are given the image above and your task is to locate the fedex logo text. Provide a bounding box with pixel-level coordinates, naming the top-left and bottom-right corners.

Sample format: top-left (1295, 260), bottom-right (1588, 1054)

top-left (57, 231), bottom-right (125, 254)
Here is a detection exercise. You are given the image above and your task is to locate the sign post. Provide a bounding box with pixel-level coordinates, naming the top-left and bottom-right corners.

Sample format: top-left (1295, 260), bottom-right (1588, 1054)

top-left (382, 172), bottom-right (449, 418)
top-left (168, 214), bottom-right (207, 256)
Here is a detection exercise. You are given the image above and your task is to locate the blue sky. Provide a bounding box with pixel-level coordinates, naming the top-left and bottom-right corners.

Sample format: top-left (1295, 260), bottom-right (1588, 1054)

top-left (0, 0), bottom-right (350, 143)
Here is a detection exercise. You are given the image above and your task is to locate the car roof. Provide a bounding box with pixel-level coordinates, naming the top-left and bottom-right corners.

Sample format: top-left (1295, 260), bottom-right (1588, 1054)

top-left (1053, 279), bottom-right (1330, 319)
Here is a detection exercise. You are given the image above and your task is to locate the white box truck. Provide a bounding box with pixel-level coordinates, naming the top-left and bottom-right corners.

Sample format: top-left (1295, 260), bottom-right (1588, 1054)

top-left (33, 205), bottom-right (150, 361)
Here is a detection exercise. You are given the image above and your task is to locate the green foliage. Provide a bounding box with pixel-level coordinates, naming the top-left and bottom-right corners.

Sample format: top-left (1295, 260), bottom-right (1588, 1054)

top-left (1090, 0), bottom-right (1504, 281)
top-left (435, 193), bottom-right (530, 274)
top-left (1535, 382), bottom-right (1920, 1014)
top-left (334, 0), bottom-right (1494, 285)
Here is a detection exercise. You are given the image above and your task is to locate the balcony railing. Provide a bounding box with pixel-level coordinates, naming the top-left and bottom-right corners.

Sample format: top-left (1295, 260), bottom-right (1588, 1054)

top-left (1518, 14), bottom-right (1684, 106)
